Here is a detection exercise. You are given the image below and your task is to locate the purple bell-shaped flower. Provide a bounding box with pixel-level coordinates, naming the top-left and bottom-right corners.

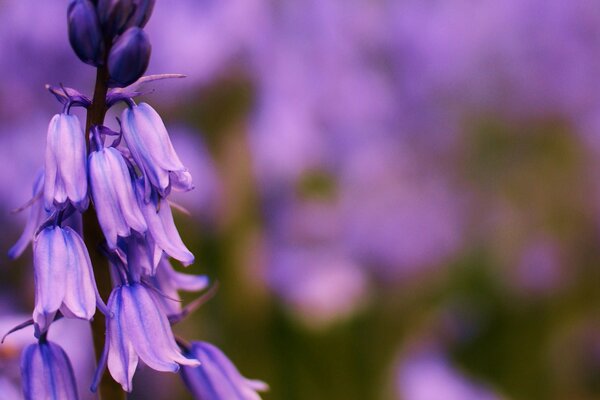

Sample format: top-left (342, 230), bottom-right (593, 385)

top-left (95, 282), bottom-right (200, 392)
top-left (122, 103), bottom-right (193, 198)
top-left (180, 341), bottom-right (268, 400)
top-left (33, 225), bottom-right (98, 332)
top-left (21, 339), bottom-right (79, 400)
top-left (88, 146), bottom-right (147, 249)
top-left (44, 113), bottom-right (89, 212)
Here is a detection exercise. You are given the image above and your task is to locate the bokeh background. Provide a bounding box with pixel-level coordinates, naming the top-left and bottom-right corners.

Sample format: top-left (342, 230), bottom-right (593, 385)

top-left (1, 0), bottom-right (600, 399)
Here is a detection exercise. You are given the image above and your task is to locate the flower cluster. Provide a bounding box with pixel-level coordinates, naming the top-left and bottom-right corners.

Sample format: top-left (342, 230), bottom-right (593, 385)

top-left (6, 1), bottom-right (265, 399)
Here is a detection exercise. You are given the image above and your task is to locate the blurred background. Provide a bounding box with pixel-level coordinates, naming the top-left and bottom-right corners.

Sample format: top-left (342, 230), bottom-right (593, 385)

top-left (1, 0), bottom-right (600, 399)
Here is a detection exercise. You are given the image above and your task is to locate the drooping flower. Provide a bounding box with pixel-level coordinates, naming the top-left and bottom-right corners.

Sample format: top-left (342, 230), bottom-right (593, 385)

top-left (121, 102), bottom-right (193, 198)
top-left (151, 256), bottom-right (209, 316)
top-left (135, 179), bottom-right (194, 265)
top-left (180, 341), bottom-right (268, 400)
top-left (9, 171), bottom-right (48, 260)
top-left (96, 282), bottom-right (199, 392)
top-left (20, 339), bottom-right (79, 400)
top-left (88, 146), bottom-right (147, 249)
top-left (33, 226), bottom-right (98, 333)
top-left (44, 113), bottom-right (88, 212)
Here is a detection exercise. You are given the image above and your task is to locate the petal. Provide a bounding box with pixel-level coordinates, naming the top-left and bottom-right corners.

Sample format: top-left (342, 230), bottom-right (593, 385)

top-left (43, 115), bottom-right (60, 210)
top-left (62, 227), bottom-right (97, 320)
top-left (21, 341), bottom-right (79, 400)
top-left (120, 284), bottom-right (198, 371)
top-left (106, 288), bottom-right (138, 392)
top-left (33, 227), bottom-right (67, 326)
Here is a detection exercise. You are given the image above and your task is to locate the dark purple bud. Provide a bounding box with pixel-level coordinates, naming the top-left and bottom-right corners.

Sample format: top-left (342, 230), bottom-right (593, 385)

top-left (97, 0), bottom-right (135, 38)
top-left (108, 27), bottom-right (151, 87)
top-left (125, 0), bottom-right (156, 29)
top-left (68, 0), bottom-right (105, 66)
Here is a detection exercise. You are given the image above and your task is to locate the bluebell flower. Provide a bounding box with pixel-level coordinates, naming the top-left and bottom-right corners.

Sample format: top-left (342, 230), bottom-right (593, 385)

top-left (88, 146), bottom-right (147, 249)
top-left (151, 256), bottom-right (209, 316)
top-left (21, 339), bottom-right (79, 400)
top-left (33, 226), bottom-right (98, 333)
top-left (108, 27), bottom-right (151, 87)
top-left (180, 341), bottom-right (268, 400)
top-left (68, 0), bottom-right (105, 66)
top-left (121, 103), bottom-right (193, 198)
top-left (9, 171), bottom-right (48, 260)
top-left (44, 113), bottom-right (88, 212)
top-left (135, 179), bottom-right (194, 265)
top-left (97, 283), bottom-right (199, 392)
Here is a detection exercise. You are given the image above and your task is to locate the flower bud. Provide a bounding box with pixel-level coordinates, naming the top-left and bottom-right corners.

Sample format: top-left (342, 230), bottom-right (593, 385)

top-left (108, 27), bottom-right (151, 87)
top-left (125, 0), bottom-right (156, 29)
top-left (97, 0), bottom-right (135, 38)
top-left (68, 0), bottom-right (105, 66)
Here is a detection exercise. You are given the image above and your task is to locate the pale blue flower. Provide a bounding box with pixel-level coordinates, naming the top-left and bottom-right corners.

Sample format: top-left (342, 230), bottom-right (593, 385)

top-left (181, 341), bottom-right (267, 400)
top-left (44, 113), bottom-right (88, 212)
top-left (88, 146), bottom-right (147, 249)
top-left (33, 226), bottom-right (98, 333)
top-left (95, 283), bottom-right (199, 392)
top-left (121, 103), bottom-right (193, 198)
top-left (21, 339), bottom-right (79, 400)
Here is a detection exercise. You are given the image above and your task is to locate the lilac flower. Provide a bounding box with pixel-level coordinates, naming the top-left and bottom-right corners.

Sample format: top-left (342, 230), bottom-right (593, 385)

top-left (20, 339), bottom-right (79, 400)
top-left (88, 146), bottom-right (147, 249)
top-left (33, 226), bottom-right (98, 332)
top-left (135, 179), bottom-right (194, 265)
top-left (44, 113), bottom-right (88, 212)
top-left (180, 341), bottom-right (267, 400)
top-left (121, 103), bottom-right (193, 197)
top-left (97, 282), bottom-right (199, 392)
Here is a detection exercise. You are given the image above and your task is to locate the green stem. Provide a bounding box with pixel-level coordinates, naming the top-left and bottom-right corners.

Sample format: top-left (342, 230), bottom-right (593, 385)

top-left (83, 65), bottom-right (126, 400)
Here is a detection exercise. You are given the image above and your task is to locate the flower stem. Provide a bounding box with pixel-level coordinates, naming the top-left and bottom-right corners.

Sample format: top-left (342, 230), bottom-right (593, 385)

top-left (83, 65), bottom-right (126, 400)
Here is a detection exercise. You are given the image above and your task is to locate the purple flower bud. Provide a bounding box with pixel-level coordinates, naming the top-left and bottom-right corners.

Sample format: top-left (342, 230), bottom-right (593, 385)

top-left (68, 0), bottom-right (105, 66)
top-left (122, 103), bottom-right (193, 197)
top-left (108, 27), bottom-right (151, 87)
top-left (135, 180), bottom-right (194, 265)
top-left (98, 283), bottom-right (200, 392)
top-left (181, 341), bottom-right (268, 400)
top-left (21, 339), bottom-right (79, 400)
top-left (97, 0), bottom-right (135, 38)
top-left (88, 146), bottom-right (147, 249)
top-left (33, 226), bottom-right (98, 333)
top-left (44, 113), bottom-right (89, 212)
top-left (125, 0), bottom-right (156, 29)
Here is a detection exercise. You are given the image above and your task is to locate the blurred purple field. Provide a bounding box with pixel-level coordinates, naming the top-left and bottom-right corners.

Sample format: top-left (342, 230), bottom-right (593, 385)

top-left (1, 0), bottom-right (600, 399)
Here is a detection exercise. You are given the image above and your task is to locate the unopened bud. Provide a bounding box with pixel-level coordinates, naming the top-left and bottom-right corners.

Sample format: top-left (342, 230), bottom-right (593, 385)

top-left (107, 27), bottom-right (151, 87)
top-left (68, 0), bottom-right (105, 66)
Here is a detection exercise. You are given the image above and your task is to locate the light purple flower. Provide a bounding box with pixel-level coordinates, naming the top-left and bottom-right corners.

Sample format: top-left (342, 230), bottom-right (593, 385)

top-left (151, 256), bottom-right (209, 316)
top-left (97, 282), bottom-right (199, 392)
top-left (397, 346), bottom-right (501, 400)
top-left (121, 102), bottom-right (192, 198)
top-left (135, 179), bottom-right (194, 265)
top-left (88, 146), bottom-right (147, 249)
top-left (44, 113), bottom-right (88, 212)
top-left (33, 226), bottom-right (98, 332)
top-left (180, 341), bottom-right (267, 400)
top-left (8, 171), bottom-right (48, 260)
top-left (20, 339), bottom-right (79, 400)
